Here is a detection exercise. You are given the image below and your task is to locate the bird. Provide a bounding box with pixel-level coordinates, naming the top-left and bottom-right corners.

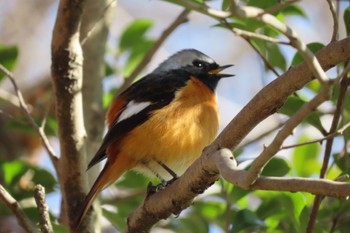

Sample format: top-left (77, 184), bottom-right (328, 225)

top-left (73, 49), bottom-right (233, 230)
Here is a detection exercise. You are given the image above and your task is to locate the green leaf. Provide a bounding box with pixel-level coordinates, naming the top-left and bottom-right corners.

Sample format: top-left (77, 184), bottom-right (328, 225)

top-left (281, 5), bottom-right (306, 17)
top-left (221, 0), bottom-right (230, 10)
top-left (194, 201), bottom-right (225, 219)
top-left (230, 186), bottom-right (250, 202)
top-left (232, 209), bottom-right (265, 232)
top-left (116, 171), bottom-right (150, 189)
top-left (103, 88), bottom-right (116, 109)
top-left (266, 43), bottom-right (286, 71)
top-left (305, 79), bottom-right (321, 93)
top-left (0, 160), bottom-right (56, 200)
top-left (278, 95), bottom-right (325, 133)
top-left (261, 157), bottom-right (290, 177)
top-left (103, 208), bottom-right (124, 232)
top-left (292, 135), bottom-right (321, 177)
top-left (247, 0), bottom-right (278, 9)
top-left (1, 160), bottom-right (27, 185)
top-left (172, 213), bottom-right (210, 233)
top-left (333, 152), bottom-right (350, 173)
top-left (291, 42), bottom-right (325, 66)
top-left (0, 45), bottom-right (19, 80)
top-left (44, 116), bottom-right (58, 136)
top-left (119, 19), bottom-right (153, 52)
top-left (256, 191), bottom-right (307, 232)
top-left (344, 6), bottom-right (350, 36)
top-left (105, 62), bottom-right (115, 77)
top-left (122, 39), bottom-right (155, 77)
top-left (281, 192), bottom-right (307, 232)
top-left (52, 224), bottom-right (69, 233)
top-left (6, 117), bottom-right (36, 134)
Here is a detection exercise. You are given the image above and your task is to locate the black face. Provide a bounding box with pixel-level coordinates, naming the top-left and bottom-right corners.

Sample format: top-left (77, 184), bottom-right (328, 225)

top-left (184, 59), bottom-right (224, 91)
top-left (191, 59), bottom-right (219, 74)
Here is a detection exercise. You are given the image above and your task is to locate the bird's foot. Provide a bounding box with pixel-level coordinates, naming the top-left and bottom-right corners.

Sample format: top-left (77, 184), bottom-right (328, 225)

top-left (146, 177), bottom-right (178, 198)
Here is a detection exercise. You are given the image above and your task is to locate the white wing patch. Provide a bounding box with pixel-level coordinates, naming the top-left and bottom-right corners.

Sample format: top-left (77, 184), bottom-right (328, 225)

top-left (117, 100), bottom-right (152, 123)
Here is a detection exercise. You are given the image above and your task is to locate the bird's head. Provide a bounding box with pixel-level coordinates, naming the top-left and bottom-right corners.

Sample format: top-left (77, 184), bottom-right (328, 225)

top-left (153, 49), bottom-right (234, 90)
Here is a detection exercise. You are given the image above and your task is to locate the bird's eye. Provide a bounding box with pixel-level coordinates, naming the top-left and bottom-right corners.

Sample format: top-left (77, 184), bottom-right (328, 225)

top-left (192, 60), bottom-right (205, 69)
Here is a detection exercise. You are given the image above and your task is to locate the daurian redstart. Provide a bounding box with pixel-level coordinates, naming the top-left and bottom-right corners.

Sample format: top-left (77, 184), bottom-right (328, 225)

top-left (74, 49), bottom-right (233, 229)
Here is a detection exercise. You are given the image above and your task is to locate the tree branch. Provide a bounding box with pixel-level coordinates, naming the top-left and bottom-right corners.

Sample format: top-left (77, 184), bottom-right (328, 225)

top-left (51, 0), bottom-right (87, 229)
top-left (0, 185), bottom-right (37, 233)
top-left (215, 149), bottom-right (350, 199)
top-left (243, 83), bottom-right (330, 187)
top-left (326, 0), bottom-right (338, 42)
top-left (34, 185), bottom-right (53, 233)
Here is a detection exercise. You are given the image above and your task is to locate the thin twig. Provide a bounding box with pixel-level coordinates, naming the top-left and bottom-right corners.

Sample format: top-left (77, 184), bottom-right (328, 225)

top-left (280, 121), bottom-right (350, 150)
top-left (221, 19), bottom-right (282, 77)
top-left (245, 38), bottom-right (281, 77)
top-left (238, 121), bottom-right (285, 149)
top-left (0, 64), bottom-right (58, 170)
top-left (0, 185), bottom-right (37, 233)
top-left (0, 89), bottom-right (21, 107)
top-left (243, 84), bottom-right (331, 187)
top-left (117, 9), bottom-right (191, 94)
top-left (230, 26), bottom-right (288, 45)
top-left (326, 0), bottom-right (338, 42)
top-left (34, 185), bottom-right (53, 233)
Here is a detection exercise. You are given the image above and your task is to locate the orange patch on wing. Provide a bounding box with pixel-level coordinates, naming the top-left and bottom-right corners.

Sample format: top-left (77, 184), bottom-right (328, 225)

top-left (106, 96), bottom-right (127, 127)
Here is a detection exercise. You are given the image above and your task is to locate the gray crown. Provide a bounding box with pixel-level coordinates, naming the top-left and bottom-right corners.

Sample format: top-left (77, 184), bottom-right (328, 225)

top-left (153, 49), bottom-right (215, 74)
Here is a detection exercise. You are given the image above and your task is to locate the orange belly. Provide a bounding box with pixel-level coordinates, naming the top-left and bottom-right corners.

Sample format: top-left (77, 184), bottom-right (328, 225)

top-left (118, 77), bottom-right (219, 179)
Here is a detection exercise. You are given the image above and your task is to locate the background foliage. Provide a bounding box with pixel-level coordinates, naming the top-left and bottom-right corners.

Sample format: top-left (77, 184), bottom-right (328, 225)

top-left (0, 0), bottom-right (350, 232)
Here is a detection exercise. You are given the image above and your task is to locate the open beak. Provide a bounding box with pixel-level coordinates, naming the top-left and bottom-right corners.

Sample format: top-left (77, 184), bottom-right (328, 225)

top-left (208, 64), bottom-right (234, 78)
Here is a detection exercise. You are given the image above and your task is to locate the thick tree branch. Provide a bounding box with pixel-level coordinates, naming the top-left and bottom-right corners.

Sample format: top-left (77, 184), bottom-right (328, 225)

top-left (51, 0), bottom-right (87, 230)
top-left (0, 185), bottom-right (37, 233)
top-left (127, 37), bottom-right (350, 233)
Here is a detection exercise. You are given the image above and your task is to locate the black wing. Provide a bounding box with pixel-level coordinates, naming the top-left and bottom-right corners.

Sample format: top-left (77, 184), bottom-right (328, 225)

top-left (87, 70), bottom-right (190, 169)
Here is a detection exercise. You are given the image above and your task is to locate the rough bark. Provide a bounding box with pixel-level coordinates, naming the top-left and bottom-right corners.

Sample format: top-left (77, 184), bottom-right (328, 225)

top-left (51, 0), bottom-right (87, 230)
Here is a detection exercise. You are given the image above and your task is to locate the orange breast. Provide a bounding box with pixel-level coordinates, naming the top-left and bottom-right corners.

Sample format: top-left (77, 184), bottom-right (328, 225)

top-left (120, 77), bottom-right (219, 178)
